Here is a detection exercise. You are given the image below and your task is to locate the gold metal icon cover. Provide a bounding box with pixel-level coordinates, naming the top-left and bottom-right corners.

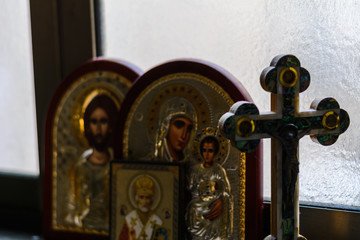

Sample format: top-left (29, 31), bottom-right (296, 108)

top-left (115, 59), bottom-right (262, 239)
top-left (43, 58), bottom-right (142, 240)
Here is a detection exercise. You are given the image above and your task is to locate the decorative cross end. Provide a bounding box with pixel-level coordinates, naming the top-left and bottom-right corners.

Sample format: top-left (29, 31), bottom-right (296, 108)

top-left (219, 55), bottom-right (350, 152)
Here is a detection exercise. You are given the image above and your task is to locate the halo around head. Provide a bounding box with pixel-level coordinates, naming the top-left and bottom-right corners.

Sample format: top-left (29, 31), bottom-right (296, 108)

top-left (146, 82), bottom-right (211, 139)
top-left (192, 126), bottom-right (230, 165)
top-left (128, 174), bottom-right (161, 211)
top-left (71, 86), bottom-right (122, 148)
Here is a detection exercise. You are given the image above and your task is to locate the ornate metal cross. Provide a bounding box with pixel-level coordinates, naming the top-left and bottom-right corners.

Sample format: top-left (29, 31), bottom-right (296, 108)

top-left (219, 55), bottom-right (349, 240)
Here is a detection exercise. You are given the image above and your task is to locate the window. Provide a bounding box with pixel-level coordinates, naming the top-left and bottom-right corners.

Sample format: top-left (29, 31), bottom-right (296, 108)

top-left (4, 0), bottom-right (355, 238)
top-left (0, 0), bottom-right (38, 175)
top-left (101, 1), bottom-right (359, 209)
top-left (0, 0), bottom-right (95, 235)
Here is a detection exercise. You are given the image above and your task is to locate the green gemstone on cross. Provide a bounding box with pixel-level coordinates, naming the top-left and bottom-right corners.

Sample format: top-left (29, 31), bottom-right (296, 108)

top-left (219, 54), bottom-right (350, 240)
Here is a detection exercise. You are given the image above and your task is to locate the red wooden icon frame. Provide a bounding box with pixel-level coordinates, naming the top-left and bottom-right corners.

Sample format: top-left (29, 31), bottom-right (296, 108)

top-left (43, 57), bottom-right (142, 240)
top-left (114, 59), bottom-right (263, 240)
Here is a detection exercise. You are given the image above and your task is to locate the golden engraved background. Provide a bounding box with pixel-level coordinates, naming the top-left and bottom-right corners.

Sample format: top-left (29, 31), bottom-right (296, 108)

top-left (52, 71), bottom-right (131, 234)
top-left (122, 72), bottom-right (246, 239)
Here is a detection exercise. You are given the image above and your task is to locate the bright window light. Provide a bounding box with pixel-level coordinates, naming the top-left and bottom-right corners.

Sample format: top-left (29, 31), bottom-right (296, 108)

top-left (0, 0), bottom-right (39, 175)
top-left (101, 0), bottom-right (359, 208)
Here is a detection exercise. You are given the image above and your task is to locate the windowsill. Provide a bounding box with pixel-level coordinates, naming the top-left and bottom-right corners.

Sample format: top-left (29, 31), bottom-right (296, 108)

top-left (0, 173), bottom-right (42, 235)
top-left (0, 229), bottom-right (42, 240)
top-left (263, 201), bottom-right (360, 239)
top-left (0, 202), bottom-right (359, 239)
